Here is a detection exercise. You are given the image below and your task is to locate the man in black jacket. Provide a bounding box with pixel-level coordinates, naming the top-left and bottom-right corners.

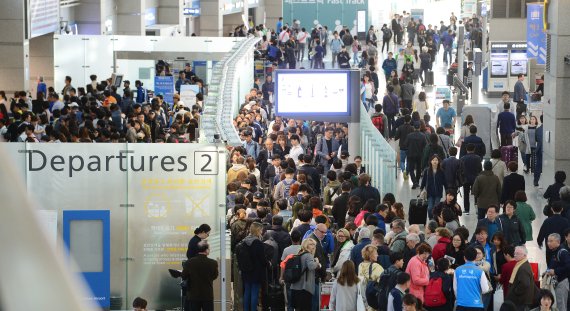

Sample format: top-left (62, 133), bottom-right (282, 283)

top-left (538, 202), bottom-right (570, 250)
top-left (182, 241), bottom-right (219, 311)
top-left (298, 154), bottom-right (322, 195)
top-left (394, 115), bottom-right (414, 179)
top-left (350, 174), bottom-right (380, 205)
top-left (332, 181), bottom-right (352, 228)
top-left (405, 123), bottom-right (427, 189)
top-left (262, 215), bottom-right (292, 260)
top-left (460, 143), bottom-right (482, 215)
top-left (459, 125), bottom-right (486, 158)
top-left (501, 161), bottom-right (525, 204)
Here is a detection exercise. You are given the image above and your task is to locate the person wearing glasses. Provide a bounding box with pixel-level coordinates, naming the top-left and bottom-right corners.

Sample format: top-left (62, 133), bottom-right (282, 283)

top-left (186, 224), bottom-right (211, 259)
top-left (332, 228), bottom-right (355, 276)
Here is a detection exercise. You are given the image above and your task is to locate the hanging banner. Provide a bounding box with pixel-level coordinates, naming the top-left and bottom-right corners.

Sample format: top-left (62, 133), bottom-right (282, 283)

top-left (527, 3), bottom-right (547, 65)
top-left (410, 9), bottom-right (424, 23)
top-left (30, 0), bottom-right (60, 38)
top-left (154, 76), bottom-right (175, 104)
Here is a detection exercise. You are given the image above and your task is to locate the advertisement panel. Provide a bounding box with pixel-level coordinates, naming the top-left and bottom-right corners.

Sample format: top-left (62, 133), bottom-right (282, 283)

top-left (283, 0), bottom-right (368, 36)
top-left (527, 3), bottom-right (547, 65)
top-left (30, 0), bottom-right (60, 38)
top-left (154, 76), bottom-right (175, 104)
top-left (8, 143), bottom-right (226, 310)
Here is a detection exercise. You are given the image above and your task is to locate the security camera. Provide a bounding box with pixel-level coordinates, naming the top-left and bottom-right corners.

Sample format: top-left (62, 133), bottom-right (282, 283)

top-left (565, 55), bottom-right (570, 65)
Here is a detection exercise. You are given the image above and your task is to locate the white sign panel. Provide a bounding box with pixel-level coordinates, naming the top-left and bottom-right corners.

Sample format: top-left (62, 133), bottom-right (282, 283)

top-left (30, 0), bottom-right (60, 38)
top-left (275, 70), bottom-right (350, 117)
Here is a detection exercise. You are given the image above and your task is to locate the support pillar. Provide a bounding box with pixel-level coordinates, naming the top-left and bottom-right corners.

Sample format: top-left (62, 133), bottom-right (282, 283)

top-left (541, 0), bottom-right (570, 185)
top-left (200, 0), bottom-right (223, 37)
top-left (0, 0), bottom-right (29, 95)
top-left (116, 0), bottom-right (144, 36)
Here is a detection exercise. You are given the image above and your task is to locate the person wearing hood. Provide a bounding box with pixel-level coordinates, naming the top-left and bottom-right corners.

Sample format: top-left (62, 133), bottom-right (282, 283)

top-left (241, 222), bottom-right (267, 311)
top-left (228, 156), bottom-right (248, 185)
top-left (472, 160), bottom-right (502, 220)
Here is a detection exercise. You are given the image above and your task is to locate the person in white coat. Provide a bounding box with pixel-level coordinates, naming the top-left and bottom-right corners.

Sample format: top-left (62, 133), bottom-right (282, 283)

top-left (329, 260), bottom-right (360, 311)
top-left (332, 228), bottom-right (355, 276)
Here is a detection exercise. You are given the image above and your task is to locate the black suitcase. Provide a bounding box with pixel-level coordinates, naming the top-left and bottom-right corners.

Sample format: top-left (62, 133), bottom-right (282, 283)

top-left (446, 73), bottom-right (453, 86)
top-left (408, 199), bottom-right (428, 225)
top-left (263, 283), bottom-right (285, 311)
top-left (425, 70), bottom-right (434, 86)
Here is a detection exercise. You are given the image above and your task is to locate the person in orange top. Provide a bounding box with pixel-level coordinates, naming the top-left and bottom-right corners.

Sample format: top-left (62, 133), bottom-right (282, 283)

top-left (102, 90), bottom-right (117, 108)
top-left (309, 196), bottom-right (323, 218)
top-left (405, 243), bottom-right (431, 303)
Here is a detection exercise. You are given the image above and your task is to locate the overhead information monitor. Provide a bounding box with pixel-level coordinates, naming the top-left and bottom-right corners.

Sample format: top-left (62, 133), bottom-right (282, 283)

top-left (275, 70), bottom-right (351, 118)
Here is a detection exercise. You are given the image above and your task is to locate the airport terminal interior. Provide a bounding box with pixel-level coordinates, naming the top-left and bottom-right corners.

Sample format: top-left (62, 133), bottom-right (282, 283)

top-left (2, 0), bottom-right (570, 310)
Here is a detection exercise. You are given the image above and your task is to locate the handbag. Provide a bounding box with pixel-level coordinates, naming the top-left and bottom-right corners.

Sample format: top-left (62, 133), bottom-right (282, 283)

top-left (493, 285), bottom-right (504, 311)
top-left (357, 282), bottom-right (366, 311)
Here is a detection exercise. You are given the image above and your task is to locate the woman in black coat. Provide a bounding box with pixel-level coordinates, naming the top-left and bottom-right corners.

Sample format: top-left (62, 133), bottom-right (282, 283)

top-left (186, 223), bottom-right (211, 259)
top-left (501, 161), bottom-right (526, 204)
top-left (444, 233), bottom-right (466, 269)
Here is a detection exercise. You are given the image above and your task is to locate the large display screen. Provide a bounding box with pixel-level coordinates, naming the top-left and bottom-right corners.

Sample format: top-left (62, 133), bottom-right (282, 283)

top-left (510, 50), bottom-right (528, 75)
top-left (490, 50), bottom-right (509, 78)
top-left (275, 70), bottom-right (351, 117)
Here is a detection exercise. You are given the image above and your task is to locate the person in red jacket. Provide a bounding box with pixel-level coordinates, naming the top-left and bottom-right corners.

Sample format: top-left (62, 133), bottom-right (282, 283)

top-left (498, 245), bottom-right (516, 298)
top-left (432, 227), bottom-right (453, 262)
top-left (405, 243), bottom-right (432, 302)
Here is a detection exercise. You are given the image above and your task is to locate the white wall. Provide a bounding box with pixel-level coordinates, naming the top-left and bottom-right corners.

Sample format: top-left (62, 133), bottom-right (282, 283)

top-left (489, 18), bottom-right (526, 42)
top-left (29, 34), bottom-right (54, 97)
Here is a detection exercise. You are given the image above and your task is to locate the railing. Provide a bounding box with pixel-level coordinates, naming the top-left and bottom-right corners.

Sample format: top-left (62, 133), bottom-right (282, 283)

top-left (359, 103), bottom-right (397, 197)
top-left (202, 35), bottom-right (260, 146)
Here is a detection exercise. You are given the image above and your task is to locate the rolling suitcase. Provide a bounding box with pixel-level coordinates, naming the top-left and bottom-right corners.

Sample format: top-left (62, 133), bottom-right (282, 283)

top-left (263, 265), bottom-right (285, 311)
top-left (408, 199), bottom-right (428, 225)
top-left (500, 145), bottom-right (518, 164)
top-left (425, 70), bottom-right (434, 86)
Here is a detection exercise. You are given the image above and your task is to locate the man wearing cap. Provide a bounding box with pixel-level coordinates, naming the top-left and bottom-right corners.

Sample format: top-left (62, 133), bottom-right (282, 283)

top-left (472, 161), bottom-right (502, 220)
top-left (243, 130), bottom-right (260, 158)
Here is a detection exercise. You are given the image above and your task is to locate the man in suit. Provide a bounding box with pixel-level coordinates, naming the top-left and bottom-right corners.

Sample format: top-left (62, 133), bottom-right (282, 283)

top-left (460, 143), bottom-right (482, 215)
top-left (459, 125), bottom-right (486, 158)
top-left (506, 245), bottom-right (539, 310)
top-left (182, 241), bottom-right (219, 311)
top-left (263, 155), bottom-right (282, 186)
top-left (315, 127), bottom-right (340, 174)
top-left (256, 138), bottom-right (283, 178)
top-left (513, 74), bottom-right (527, 118)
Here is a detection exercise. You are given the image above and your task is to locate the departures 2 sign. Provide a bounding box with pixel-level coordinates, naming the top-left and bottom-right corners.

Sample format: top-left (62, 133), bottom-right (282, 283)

top-left (22, 149), bottom-right (218, 177)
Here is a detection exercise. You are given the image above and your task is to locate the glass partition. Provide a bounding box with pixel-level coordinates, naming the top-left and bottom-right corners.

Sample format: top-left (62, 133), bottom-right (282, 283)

top-left (359, 104), bottom-right (397, 197)
top-left (2, 143), bottom-right (227, 311)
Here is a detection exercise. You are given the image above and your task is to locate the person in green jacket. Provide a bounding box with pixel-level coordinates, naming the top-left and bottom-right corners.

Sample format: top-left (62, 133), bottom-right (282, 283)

top-left (514, 190), bottom-right (536, 241)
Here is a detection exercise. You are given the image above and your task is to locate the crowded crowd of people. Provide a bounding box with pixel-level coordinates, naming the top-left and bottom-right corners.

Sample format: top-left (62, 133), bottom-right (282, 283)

top-left (214, 12), bottom-right (563, 311)
top-left (0, 62), bottom-right (204, 143)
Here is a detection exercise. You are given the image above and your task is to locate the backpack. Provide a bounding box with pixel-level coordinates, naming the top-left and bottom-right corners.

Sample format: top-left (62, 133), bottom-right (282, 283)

top-left (282, 179), bottom-right (295, 200)
top-left (377, 269), bottom-right (399, 311)
top-left (235, 240), bottom-right (255, 273)
top-left (263, 236), bottom-right (280, 268)
top-left (365, 264), bottom-right (382, 310)
top-left (423, 277), bottom-right (447, 307)
top-left (372, 114), bottom-right (385, 136)
top-left (382, 28), bottom-right (392, 40)
top-left (283, 252), bottom-right (307, 283)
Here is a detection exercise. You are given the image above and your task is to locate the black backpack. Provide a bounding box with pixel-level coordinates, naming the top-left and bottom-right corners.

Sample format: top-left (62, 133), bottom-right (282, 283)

top-left (365, 264), bottom-right (382, 309)
top-left (235, 240), bottom-right (255, 273)
top-left (283, 252), bottom-right (307, 283)
top-left (377, 268), bottom-right (400, 311)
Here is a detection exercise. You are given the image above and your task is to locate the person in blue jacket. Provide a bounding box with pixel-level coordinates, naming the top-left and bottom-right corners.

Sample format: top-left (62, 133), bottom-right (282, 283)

top-left (420, 154), bottom-right (446, 220)
top-left (382, 52), bottom-right (398, 82)
top-left (453, 246), bottom-right (490, 311)
top-left (497, 102), bottom-right (517, 146)
top-left (302, 215), bottom-right (335, 263)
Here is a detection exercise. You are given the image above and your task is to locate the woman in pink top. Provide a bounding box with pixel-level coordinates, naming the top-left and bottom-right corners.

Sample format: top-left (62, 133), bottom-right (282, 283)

top-left (405, 243), bottom-right (432, 302)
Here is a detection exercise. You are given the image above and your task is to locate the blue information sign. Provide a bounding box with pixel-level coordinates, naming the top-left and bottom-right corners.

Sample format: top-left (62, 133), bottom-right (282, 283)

top-left (154, 76), bottom-right (175, 104)
top-left (527, 3), bottom-right (546, 65)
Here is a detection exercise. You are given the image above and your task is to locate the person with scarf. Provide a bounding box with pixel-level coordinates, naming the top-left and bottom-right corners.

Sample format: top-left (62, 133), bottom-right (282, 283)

top-left (506, 245), bottom-right (539, 310)
top-left (331, 228), bottom-right (355, 276)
